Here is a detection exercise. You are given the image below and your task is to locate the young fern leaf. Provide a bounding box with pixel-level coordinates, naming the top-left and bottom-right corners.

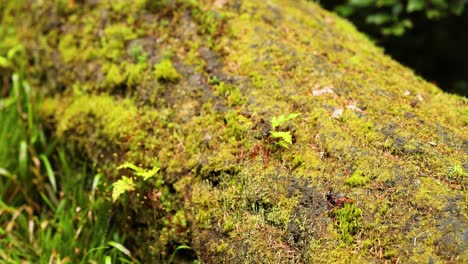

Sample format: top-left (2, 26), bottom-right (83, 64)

top-left (117, 162), bottom-right (159, 181)
top-left (112, 161), bottom-right (160, 202)
top-left (117, 162), bottom-right (143, 173)
top-left (271, 113), bottom-right (300, 129)
top-left (112, 176), bottom-right (135, 202)
top-left (134, 167), bottom-right (159, 181)
top-left (270, 131), bottom-right (293, 148)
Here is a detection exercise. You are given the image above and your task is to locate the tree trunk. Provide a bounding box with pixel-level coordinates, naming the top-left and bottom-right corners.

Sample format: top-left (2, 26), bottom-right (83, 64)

top-left (3, 0), bottom-right (467, 262)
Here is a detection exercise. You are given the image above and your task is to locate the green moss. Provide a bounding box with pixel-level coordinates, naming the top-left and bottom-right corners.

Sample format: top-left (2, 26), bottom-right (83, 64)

top-left (223, 110), bottom-right (252, 142)
top-left (172, 210), bottom-right (187, 228)
top-left (333, 203), bottom-right (362, 244)
top-left (54, 94), bottom-right (139, 158)
top-left (345, 169), bottom-right (369, 187)
top-left (102, 62), bottom-right (148, 90)
top-left (192, 182), bottom-right (220, 229)
top-left (103, 63), bottom-right (126, 89)
top-left (125, 62), bottom-right (148, 87)
top-left (215, 82), bottom-right (246, 106)
top-left (58, 34), bottom-right (78, 63)
top-left (250, 71), bottom-right (266, 89)
top-left (104, 23), bottom-right (137, 41)
top-left (100, 23), bottom-right (137, 62)
top-left (384, 249), bottom-right (397, 259)
top-left (8, 0), bottom-right (468, 262)
top-left (129, 44), bottom-right (148, 64)
top-left (154, 59), bottom-right (180, 82)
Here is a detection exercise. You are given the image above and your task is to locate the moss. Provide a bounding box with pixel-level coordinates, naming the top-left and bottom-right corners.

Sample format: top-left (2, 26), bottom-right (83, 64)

top-left (103, 63), bottom-right (126, 89)
top-left (216, 241), bottom-right (228, 253)
top-left (129, 43), bottom-right (148, 64)
top-left (104, 23), bottom-right (137, 42)
top-left (333, 203), bottom-right (362, 244)
top-left (125, 62), bottom-right (148, 87)
top-left (172, 210), bottom-right (187, 229)
top-left (154, 59), bottom-right (180, 82)
top-left (99, 23), bottom-right (137, 62)
top-left (7, 0), bottom-right (468, 262)
top-left (223, 110), bottom-right (252, 142)
top-left (52, 94), bottom-right (140, 161)
top-left (383, 249), bottom-right (397, 259)
top-left (102, 62), bottom-right (148, 90)
top-left (58, 34), bottom-right (79, 63)
top-left (345, 169), bottom-right (369, 187)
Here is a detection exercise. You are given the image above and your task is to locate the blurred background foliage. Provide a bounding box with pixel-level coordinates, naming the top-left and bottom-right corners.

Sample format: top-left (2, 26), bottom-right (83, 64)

top-left (318, 0), bottom-right (468, 96)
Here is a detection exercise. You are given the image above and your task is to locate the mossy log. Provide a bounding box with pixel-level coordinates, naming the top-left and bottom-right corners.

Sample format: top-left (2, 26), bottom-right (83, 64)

top-left (2, 0), bottom-right (467, 262)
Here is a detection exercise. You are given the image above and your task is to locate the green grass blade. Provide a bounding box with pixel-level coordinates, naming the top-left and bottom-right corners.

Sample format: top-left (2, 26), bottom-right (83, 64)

top-left (107, 241), bottom-right (131, 257)
top-left (18, 140), bottom-right (27, 177)
top-left (39, 154), bottom-right (57, 193)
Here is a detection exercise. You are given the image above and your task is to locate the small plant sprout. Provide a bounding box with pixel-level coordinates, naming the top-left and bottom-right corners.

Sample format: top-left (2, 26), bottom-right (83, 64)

top-left (117, 162), bottom-right (160, 180)
top-left (112, 176), bottom-right (135, 202)
top-left (270, 113), bottom-right (300, 149)
top-left (271, 113), bottom-right (301, 129)
top-left (447, 163), bottom-right (465, 180)
top-left (111, 161), bottom-right (160, 202)
top-left (270, 131), bottom-right (293, 149)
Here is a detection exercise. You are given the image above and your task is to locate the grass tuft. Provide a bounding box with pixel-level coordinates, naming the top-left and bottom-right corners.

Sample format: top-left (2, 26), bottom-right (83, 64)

top-left (0, 62), bottom-right (134, 263)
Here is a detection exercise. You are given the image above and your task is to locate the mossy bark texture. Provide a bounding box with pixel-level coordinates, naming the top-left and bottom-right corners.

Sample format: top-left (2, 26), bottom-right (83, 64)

top-left (2, 0), bottom-right (467, 262)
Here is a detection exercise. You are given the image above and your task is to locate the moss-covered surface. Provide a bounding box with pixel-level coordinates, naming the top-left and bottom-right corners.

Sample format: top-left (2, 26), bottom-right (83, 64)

top-left (2, 0), bottom-right (467, 262)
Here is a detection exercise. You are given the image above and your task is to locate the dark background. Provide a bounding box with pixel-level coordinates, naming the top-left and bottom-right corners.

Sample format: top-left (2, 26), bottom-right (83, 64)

top-left (320, 1), bottom-right (468, 97)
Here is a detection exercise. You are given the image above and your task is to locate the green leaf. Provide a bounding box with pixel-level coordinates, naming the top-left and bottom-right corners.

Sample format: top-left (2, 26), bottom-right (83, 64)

top-left (430, 0), bottom-right (448, 9)
top-left (334, 5), bottom-right (355, 17)
top-left (349, 0), bottom-right (375, 8)
top-left (450, 0), bottom-right (465, 15)
top-left (382, 20), bottom-right (412, 36)
top-left (270, 131), bottom-right (293, 148)
top-left (276, 140), bottom-right (291, 149)
top-left (271, 113), bottom-right (300, 129)
top-left (117, 162), bottom-right (142, 172)
top-left (168, 245), bottom-right (192, 264)
top-left (117, 162), bottom-right (159, 180)
top-left (18, 141), bottom-right (28, 179)
top-left (407, 0), bottom-right (425, 12)
top-left (426, 9), bottom-right (442, 19)
top-left (107, 241), bottom-right (132, 256)
top-left (40, 154), bottom-right (57, 193)
top-left (0, 56), bottom-right (11, 69)
top-left (112, 176), bottom-right (135, 202)
top-left (366, 13), bottom-right (392, 25)
top-left (134, 166), bottom-right (159, 181)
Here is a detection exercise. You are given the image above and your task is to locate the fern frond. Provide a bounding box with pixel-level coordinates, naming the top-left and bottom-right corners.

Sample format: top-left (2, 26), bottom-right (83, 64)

top-left (134, 167), bottom-right (160, 181)
top-left (112, 176), bottom-right (135, 202)
top-left (117, 162), bottom-right (159, 180)
top-left (117, 162), bottom-right (142, 172)
top-left (270, 131), bottom-right (293, 148)
top-left (271, 113), bottom-right (300, 129)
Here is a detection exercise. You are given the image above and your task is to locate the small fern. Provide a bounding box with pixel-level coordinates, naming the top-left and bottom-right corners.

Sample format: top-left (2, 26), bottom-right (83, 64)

top-left (269, 113), bottom-right (300, 149)
top-left (270, 131), bottom-right (293, 149)
top-left (271, 113), bottom-right (300, 129)
top-left (112, 176), bottom-right (135, 202)
top-left (117, 162), bottom-right (160, 181)
top-left (112, 162), bottom-right (160, 202)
